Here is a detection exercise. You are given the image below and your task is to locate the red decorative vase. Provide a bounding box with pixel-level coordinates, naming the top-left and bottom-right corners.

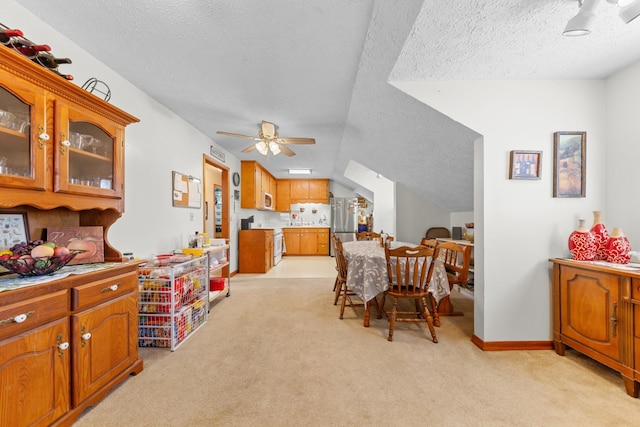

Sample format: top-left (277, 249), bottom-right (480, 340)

top-left (568, 219), bottom-right (596, 261)
top-left (590, 210), bottom-right (609, 261)
top-left (606, 227), bottom-right (631, 264)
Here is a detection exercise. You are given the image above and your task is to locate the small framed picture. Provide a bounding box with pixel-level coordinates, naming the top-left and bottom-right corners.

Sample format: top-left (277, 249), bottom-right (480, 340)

top-left (0, 211), bottom-right (30, 251)
top-left (509, 150), bottom-right (542, 180)
top-left (553, 131), bottom-right (586, 198)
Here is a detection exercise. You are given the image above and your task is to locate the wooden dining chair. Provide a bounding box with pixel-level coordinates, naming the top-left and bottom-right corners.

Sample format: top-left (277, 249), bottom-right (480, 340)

top-left (431, 240), bottom-right (472, 317)
top-left (425, 227), bottom-right (450, 239)
top-left (334, 237), bottom-right (366, 319)
top-left (356, 231), bottom-right (381, 242)
top-left (379, 245), bottom-right (438, 342)
top-left (420, 238), bottom-right (439, 251)
top-left (331, 233), bottom-right (342, 305)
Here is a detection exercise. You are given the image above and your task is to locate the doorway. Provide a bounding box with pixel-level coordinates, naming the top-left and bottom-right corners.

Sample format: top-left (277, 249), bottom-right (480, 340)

top-left (203, 155), bottom-right (229, 242)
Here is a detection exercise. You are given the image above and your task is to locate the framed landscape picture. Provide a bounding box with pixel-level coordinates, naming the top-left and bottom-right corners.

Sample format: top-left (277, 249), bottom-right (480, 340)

top-left (509, 150), bottom-right (542, 180)
top-left (553, 131), bottom-right (586, 198)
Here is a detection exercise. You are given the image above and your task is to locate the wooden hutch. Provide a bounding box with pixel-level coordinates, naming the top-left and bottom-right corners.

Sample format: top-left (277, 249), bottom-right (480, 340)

top-left (0, 45), bottom-right (142, 426)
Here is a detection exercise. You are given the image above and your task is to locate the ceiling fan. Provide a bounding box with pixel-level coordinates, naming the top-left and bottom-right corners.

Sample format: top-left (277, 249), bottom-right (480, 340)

top-left (216, 120), bottom-right (315, 157)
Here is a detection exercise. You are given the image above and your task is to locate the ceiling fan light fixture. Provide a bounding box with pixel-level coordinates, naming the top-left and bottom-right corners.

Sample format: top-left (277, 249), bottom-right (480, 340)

top-left (255, 141), bottom-right (268, 155)
top-left (563, 0), bottom-right (599, 36)
top-left (288, 168), bottom-right (312, 175)
top-left (618, 0), bottom-right (640, 23)
top-left (269, 141), bottom-right (281, 156)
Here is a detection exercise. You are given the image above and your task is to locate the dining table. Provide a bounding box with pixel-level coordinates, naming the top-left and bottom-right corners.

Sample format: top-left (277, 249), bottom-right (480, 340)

top-left (342, 240), bottom-right (450, 327)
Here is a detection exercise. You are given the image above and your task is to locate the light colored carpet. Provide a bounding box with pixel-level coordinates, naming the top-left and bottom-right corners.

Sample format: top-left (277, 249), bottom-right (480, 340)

top-left (74, 273), bottom-right (640, 426)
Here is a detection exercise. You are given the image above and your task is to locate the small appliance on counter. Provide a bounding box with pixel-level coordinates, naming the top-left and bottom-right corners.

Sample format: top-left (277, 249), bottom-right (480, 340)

top-left (241, 216), bottom-right (254, 230)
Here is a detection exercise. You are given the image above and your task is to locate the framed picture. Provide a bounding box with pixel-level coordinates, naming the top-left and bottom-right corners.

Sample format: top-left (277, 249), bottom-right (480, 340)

top-left (0, 211), bottom-right (29, 251)
top-left (553, 131), bottom-right (586, 198)
top-left (47, 226), bottom-right (104, 265)
top-left (509, 150), bottom-right (542, 180)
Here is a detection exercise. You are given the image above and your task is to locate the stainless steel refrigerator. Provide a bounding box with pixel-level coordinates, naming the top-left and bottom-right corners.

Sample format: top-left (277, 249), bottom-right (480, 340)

top-left (330, 197), bottom-right (358, 256)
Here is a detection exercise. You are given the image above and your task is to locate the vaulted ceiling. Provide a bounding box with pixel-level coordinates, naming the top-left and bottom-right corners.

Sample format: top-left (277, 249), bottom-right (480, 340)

top-left (16, 0), bottom-right (640, 212)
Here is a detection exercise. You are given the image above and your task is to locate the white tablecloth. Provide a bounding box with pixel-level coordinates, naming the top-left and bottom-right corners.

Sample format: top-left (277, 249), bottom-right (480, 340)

top-left (342, 240), bottom-right (450, 304)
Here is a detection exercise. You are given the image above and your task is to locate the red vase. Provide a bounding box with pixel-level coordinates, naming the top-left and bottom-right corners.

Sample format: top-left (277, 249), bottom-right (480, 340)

top-left (568, 219), bottom-right (596, 261)
top-left (606, 227), bottom-right (631, 264)
top-left (590, 211), bottom-right (609, 261)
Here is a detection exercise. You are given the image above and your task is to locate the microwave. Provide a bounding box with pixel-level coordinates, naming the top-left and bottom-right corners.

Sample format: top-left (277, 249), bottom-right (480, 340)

top-left (261, 192), bottom-right (274, 210)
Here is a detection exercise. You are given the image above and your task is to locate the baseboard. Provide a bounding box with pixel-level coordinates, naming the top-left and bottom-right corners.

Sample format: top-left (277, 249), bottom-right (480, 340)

top-left (471, 334), bottom-right (554, 351)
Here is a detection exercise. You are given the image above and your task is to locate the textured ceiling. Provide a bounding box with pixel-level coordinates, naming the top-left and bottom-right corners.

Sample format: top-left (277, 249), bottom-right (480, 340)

top-left (15, 0), bottom-right (640, 212)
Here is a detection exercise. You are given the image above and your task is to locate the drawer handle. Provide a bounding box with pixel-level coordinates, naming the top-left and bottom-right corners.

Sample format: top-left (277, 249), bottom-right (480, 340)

top-left (0, 310), bottom-right (35, 326)
top-left (101, 283), bottom-right (120, 293)
top-left (611, 302), bottom-right (618, 337)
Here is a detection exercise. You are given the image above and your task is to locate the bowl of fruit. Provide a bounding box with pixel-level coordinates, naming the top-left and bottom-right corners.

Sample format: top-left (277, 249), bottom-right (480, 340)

top-left (0, 240), bottom-right (85, 277)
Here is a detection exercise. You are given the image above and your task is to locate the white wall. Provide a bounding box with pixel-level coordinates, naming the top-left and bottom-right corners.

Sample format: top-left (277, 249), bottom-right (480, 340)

top-left (395, 183), bottom-right (450, 244)
top-left (605, 60), bottom-right (640, 246)
top-left (394, 79), bottom-right (607, 343)
top-left (5, 2), bottom-right (243, 271)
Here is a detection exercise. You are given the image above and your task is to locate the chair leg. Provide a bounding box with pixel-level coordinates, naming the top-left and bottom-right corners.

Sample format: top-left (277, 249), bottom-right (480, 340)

top-left (333, 277), bottom-right (342, 305)
top-left (429, 293), bottom-right (441, 327)
top-left (388, 297), bottom-right (398, 341)
top-left (339, 282), bottom-right (348, 319)
top-left (420, 296), bottom-right (438, 343)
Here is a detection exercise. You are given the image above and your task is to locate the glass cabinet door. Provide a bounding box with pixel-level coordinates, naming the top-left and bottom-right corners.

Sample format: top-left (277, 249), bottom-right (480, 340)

top-left (55, 100), bottom-right (124, 199)
top-left (0, 83), bottom-right (46, 190)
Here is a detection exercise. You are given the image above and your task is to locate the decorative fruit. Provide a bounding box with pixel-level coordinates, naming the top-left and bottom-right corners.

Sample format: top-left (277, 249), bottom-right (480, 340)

top-left (19, 254), bottom-right (34, 266)
top-left (53, 246), bottom-right (70, 256)
top-left (31, 244), bottom-right (55, 258)
top-left (67, 238), bottom-right (97, 259)
top-left (42, 241), bottom-right (56, 249)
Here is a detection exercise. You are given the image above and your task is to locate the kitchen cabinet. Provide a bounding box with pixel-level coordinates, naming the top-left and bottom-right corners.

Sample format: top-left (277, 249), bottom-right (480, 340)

top-left (0, 263), bottom-right (143, 426)
top-left (283, 228), bottom-right (329, 255)
top-left (286, 179), bottom-right (329, 204)
top-left (0, 44), bottom-right (138, 263)
top-left (276, 179), bottom-right (291, 212)
top-left (240, 160), bottom-right (277, 210)
top-left (0, 46), bottom-right (138, 214)
top-left (239, 229), bottom-right (274, 273)
top-left (550, 258), bottom-right (640, 398)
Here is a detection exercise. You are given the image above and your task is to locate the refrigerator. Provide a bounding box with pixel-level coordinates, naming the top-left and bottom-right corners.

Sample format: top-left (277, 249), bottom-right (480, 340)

top-left (330, 197), bottom-right (358, 256)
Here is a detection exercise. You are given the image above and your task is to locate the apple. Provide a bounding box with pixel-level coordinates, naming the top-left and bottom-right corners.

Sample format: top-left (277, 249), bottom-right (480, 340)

top-left (31, 244), bottom-right (55, 258)
top-left (42, 241), bottom-right (56, 249)
top-left (68, 238), bottom-right (97, 259)
top-left (53, 246), bottom-right (70, 256)
top-left (19, 254), bottom-right (34, 266)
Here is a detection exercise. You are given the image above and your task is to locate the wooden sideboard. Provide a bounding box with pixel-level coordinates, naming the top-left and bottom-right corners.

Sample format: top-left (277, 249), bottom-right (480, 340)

top-left (550, 258), bottom-right (640, 398)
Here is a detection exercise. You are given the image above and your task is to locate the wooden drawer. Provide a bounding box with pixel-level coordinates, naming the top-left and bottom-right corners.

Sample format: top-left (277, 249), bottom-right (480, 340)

top-left (72, 271), bottom-right (138, 311)
top-left (0, 290), bottom-right (68, 340)
top-left (633, 279), bottom-right (640, 301)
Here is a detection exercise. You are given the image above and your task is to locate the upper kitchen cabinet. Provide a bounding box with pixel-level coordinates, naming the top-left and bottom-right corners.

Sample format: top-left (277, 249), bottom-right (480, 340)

top-left (0, 46), bottom-right (138, 213)
top-left (289, 179), bottom-right (329, 204)
top-left (241, 160), bottom-right (276, 210)
top-left (276, 179), bottom-right (291, 212)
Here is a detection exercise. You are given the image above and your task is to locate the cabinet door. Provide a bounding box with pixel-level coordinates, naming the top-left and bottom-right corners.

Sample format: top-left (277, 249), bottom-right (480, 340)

top-left (301, 230), bottom-right (317, 255)
top-left (265, 233), bottom-right (274, 270)
top-left (0, 76), bottom-right (47, 191)
top-left (284, 230), bottom-right (301, 255)
top-left (290, 180), bottom-right (309, 201)
top-left (71, 292), bottom-right (138, 405)
top-left (54, 99), bottom-right (124, 199)
top-left (276, 180), bottom-right (291, 212)
top-left (560, 266), bottom-right (621, 361)
top-left (308, 179), bottom-right (328, 202)
top-left (0, 318), bottom-right (70, 427)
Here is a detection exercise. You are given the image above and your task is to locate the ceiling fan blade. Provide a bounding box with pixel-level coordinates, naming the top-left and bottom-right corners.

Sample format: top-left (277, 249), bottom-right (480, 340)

top-left (278, 137), bottom-right (316, 145)
top-left (241, 145), bottom-right (257, 153)
top-left (278, 144), bottom-right (296, 157)
top-left (216, 131), bottom-right (261, 141)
